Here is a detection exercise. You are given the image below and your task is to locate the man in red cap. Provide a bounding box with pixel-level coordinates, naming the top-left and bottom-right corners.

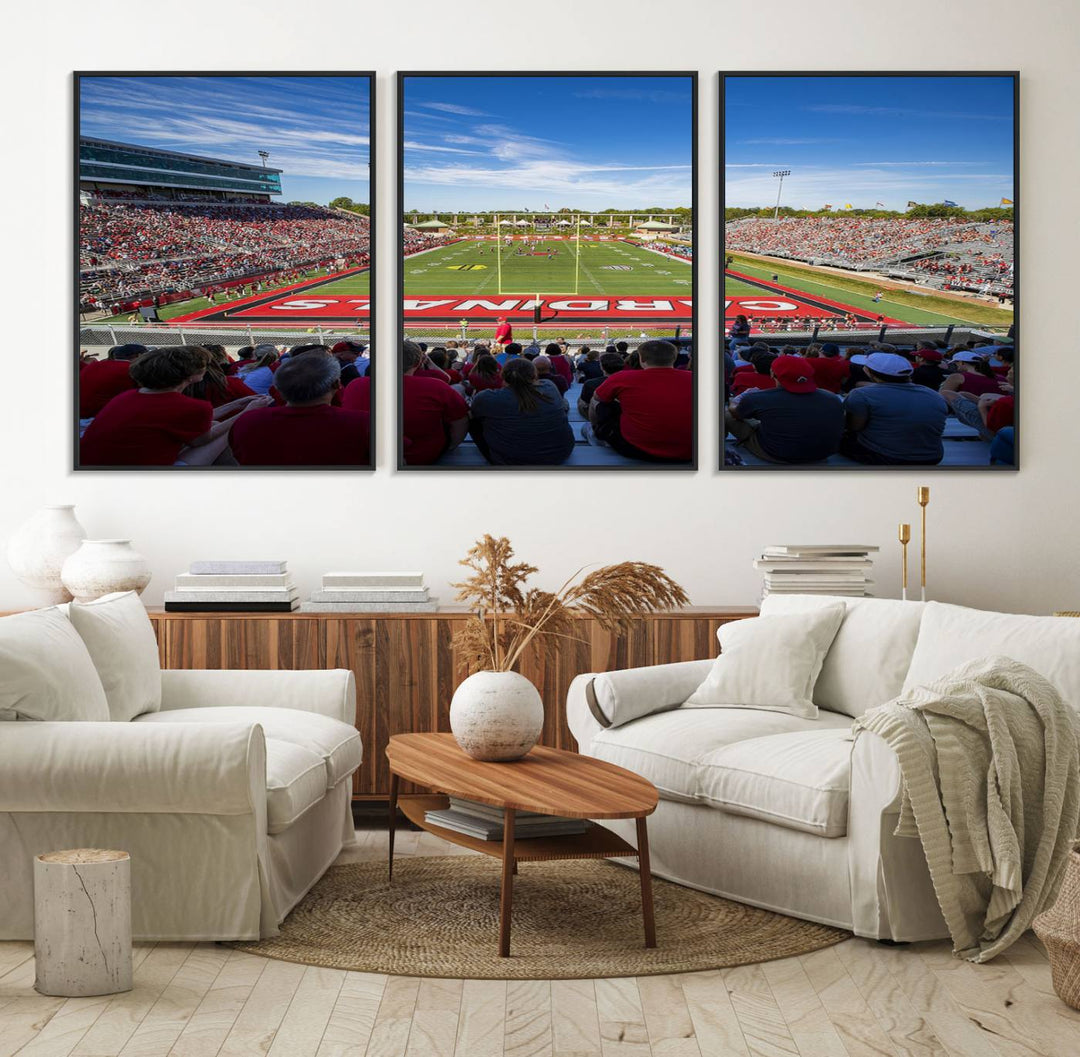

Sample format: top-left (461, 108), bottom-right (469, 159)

top-left (726, 354), bottom-right (844, 463)
top-left (911, 345), bottom-right (948, 390)
top-left (493, 316), bottom-right (513, 346)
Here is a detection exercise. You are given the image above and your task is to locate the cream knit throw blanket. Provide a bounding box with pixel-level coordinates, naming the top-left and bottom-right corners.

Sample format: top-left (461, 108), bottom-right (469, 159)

top-left (855, 656), bottom-right (1080, 962)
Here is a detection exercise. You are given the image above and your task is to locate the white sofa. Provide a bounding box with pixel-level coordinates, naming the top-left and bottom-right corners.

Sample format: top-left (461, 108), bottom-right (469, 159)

top-left (0, 594), bottom-right (361, 942)
top-left (568, 595), bottom-right (1080, 941)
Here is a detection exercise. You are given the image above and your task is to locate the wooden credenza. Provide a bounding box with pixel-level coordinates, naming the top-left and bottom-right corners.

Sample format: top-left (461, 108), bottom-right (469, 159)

top-left (143, 607), bottom-right (757, 799)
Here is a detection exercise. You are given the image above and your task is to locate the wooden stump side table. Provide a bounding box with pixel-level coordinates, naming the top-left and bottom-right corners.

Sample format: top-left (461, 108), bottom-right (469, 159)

top-left (386, 733), bottom-right (659, 958)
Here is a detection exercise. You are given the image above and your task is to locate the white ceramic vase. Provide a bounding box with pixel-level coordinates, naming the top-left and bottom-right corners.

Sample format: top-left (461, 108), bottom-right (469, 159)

top-left (449, 670), bottom-right (544, 762)
top-left (6, 505), bottom-right (87, 605)
top-left (61, 540), bottom-right (152, 603)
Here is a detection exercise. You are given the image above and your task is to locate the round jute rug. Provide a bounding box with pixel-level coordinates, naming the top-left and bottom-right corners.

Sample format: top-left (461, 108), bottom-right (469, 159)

top-left (232, 856), bottom-right (849, 979)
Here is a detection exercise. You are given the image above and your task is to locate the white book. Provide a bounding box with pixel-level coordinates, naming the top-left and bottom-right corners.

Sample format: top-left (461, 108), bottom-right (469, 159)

top-left (309, 588), bottom-right (430, 603)
top-left (762, 545), bottom-right (879, 556)
top-left (176, 573), bottom-right (294, 589)
top-left (165, 589), bottom-right (299, 603)
top-left (322, 571), bottom-right (425, 588)
top-left (754, 559), bottom-right (873, 569)
top-left (298, 600), bottom-right (438, 613)
top-left (190, 560), bottom-right (288, 575)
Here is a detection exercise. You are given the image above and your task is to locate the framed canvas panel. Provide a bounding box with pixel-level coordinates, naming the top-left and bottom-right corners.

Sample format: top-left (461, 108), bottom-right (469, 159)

top-left (721, 72), bottom-right (1018, 471)
top-left (397, 71), bottom-right (697, 471)
top-left (75, 72), bottom-right (375, 470)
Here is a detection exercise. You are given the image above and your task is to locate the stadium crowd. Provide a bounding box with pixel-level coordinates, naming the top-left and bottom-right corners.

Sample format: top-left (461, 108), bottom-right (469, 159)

top-left (79, 202), bottom-right (370, 304)
top-left (399, 330), bottom-right (693, 466)
top-left (723, 321), bottom-right (1015, 466)
top-left (78, 339), bottom-right (372, 467)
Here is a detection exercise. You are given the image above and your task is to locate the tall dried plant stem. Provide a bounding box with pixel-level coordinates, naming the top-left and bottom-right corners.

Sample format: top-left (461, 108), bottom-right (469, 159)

top-left (501, 567), bottom-right (585, 670)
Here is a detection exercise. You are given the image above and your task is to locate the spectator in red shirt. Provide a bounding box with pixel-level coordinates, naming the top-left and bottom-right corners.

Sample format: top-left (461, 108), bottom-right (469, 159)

top-left (534, 355), bottom-right (569, 395)
top-left (589, 339), bottom-right (693, 462)
top-left (402, 341), bottom-right (469, 465)
top-left (184, 346), bottom-right (255, 408)
top-left (466, 354), bottom-right (503, 394)
top-left (341, 375), bottom-right (371, 413)
top-left (231, 351), bottom-right (371, 467)
top-left (78, 343), bottom-right (147, 419)
top-left (426, 348), bottom-right (462, 384)
top-left (493, 316), bottom-right (513, 345)
top-left (809, 343), bottom-right (851, 394)
top-left (80, 347), bottom-right (268, 467)
top-left (545, 344), bottom-right (574, 386)
top-left (731, 348), bottom-right (779, 396)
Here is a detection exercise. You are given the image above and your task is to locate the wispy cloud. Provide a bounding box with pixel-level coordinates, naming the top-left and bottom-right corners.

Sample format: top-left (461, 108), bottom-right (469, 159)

top-left (742, 137), bottom-right (843, 146)
top-left (403, 140), bottom-right (484, 155)
top-left (574, 87), bottom-right (690, 104)
top-left (418, 101), bottom-right (493, 117)
top-left (804, 103), bottom-right (1010, 121)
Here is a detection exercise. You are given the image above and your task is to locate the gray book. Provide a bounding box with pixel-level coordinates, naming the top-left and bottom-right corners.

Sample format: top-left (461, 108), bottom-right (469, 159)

top-left (309, 588), bottom-right (429, 603)
top-left (166, 589), bottom-right (299, 603)
top-left (190, 560), bottom-right (288, 575)
top-left (176, 573), bottom-right (294, 589)
top-left (298, 600), bottom-right (438, 613)
top-left (321, 571), bottom-right (424, 588)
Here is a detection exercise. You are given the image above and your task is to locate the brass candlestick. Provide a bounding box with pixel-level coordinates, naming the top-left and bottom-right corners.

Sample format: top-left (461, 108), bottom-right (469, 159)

top-left (898, 523), bottom-right (911, 601)
top-left (917, 486), bottom-right (930, 601)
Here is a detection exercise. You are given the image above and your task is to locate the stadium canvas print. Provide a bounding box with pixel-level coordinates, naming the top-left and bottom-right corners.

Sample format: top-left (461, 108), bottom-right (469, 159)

top-left (398, 72), bottom-right (696, 470)
top-left (722, 73), bottom-right (1017, 470)
top-left (76, 73), bottom-right (374, 470)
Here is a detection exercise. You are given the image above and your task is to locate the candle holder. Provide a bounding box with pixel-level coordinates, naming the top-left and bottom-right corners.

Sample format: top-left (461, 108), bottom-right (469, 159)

top-left (917, 487), bottom-right (930, 601)
top-left (898, 523), bottom-right (911, 601)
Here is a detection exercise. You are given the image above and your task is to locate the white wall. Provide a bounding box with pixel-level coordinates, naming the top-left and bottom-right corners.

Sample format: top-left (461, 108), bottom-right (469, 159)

top-left (2, 0), bottom-right (1076, 615)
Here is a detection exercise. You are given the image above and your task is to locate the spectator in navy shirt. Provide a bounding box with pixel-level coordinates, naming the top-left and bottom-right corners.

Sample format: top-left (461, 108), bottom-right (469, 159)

top-left (841, 352), bottom-right (947, 465)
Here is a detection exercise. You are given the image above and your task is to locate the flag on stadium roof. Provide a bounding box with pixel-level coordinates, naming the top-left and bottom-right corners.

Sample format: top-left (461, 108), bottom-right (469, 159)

top-left (822, 203), bottom-right (832, 210)
top-left (943, 200), bottom-right (959, 207)
top-left (875, 201), bottom-right (886, 208)
top-left (843, 203), bottom-right (853, 210)
top-left (1001, 197), bottom-right (1014, 206)
top-left (907, 200), bottom-right (918, 208)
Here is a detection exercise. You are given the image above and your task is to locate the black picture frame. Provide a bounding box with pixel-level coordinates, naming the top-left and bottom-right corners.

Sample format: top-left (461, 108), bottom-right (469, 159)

top-left (73, 70), bottom-right (376, 472)
top-left (719, 70), bottom-right (1019, 472)
top-left (396, 70), bottom-right (698, 472)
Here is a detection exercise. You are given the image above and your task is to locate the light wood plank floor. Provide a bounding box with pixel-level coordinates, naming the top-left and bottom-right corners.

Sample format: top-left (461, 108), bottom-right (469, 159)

top-left (3, 825), bottom-right (1078, 1057)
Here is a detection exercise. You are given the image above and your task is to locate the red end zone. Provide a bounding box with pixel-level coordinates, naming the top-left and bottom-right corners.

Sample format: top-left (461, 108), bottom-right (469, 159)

top-left (724, 270), bottom-right (905, 327)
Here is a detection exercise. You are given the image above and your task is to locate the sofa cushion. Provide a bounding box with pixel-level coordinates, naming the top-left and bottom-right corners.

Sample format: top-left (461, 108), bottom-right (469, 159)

top-left (684, 605), bottom-right (845, 718)
top-left (68, 591), bottom-right (162, 721)
top-left (589, 706), bottom-right (852, 804)
top-left (902, 602), bottom-right (1080, 712)
top-left (265, 739), bottom-right (328, 834)
top-left (698, 729), bottom-right (854, 837)
top-left (761, 594), bottom-right (925, 717)
top-left (588, 659), bottom-right (715, 729)
top-left (0, 608), bottom-right (110, 722)
top-left (136, 705), bottom-right (362, 788)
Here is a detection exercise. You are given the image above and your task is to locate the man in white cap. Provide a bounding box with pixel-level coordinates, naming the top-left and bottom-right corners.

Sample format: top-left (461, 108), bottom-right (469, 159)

top-left (841, 351), bottom-right (948, 465)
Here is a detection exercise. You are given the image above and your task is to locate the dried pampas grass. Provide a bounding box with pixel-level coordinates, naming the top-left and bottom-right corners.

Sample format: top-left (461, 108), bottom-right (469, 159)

top-left (453, 535), bottom-right (688, 673)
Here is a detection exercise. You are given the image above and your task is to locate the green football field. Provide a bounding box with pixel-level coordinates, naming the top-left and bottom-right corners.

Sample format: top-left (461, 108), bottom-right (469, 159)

top-left (158, 266), bottom-right (370, 323)
top-left (404, 238), bottom-right (691, 296)
top-left (726, 253), bottom-right (1013, 329)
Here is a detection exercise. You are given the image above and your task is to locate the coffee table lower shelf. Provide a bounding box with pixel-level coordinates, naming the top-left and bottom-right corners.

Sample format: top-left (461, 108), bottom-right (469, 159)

top-left (390, 793), bottom-right (656, 957)
top-left (398, 795), bottom-right (638, 861)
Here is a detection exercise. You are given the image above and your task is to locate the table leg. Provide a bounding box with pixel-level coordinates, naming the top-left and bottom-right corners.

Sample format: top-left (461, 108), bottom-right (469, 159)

top-left (499, 808), bottom-right (515, 958)
top-left (388, 772), bottom-right (399, 884)
top-left (636, 815), bottom-right (657, 948)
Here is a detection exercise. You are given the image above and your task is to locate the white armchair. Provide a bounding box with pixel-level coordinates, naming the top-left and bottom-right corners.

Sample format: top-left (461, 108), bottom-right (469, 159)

top-left (0, 598), bottom-right (362, 942)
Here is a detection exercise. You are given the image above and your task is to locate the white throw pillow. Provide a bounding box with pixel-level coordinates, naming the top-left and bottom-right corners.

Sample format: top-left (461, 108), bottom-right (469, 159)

top-left (68, 592), bottom-right (162, 722)
top-left (684, 605), bottom-right (846, 718)
top-left (0, 608), bottom-right (110, 721)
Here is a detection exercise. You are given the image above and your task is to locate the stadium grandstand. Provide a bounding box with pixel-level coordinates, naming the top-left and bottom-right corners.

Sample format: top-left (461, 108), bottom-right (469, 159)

top-left (726, 215), bottom-right (1014, 298)
top-left (78, 138), bottom-right (370, 318)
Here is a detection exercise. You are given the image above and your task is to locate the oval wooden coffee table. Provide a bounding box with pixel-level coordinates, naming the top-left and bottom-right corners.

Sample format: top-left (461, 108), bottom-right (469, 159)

top-left (386, 732), bottom-right (659, 958)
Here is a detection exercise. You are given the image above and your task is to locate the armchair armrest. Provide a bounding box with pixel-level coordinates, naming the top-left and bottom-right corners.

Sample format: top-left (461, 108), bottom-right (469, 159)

top-left (567, 658), bottom-right (714, 749)
top-left (160, 668), bottom-right (356, 725)
top-left (0, 721), bottom-right (265, 816)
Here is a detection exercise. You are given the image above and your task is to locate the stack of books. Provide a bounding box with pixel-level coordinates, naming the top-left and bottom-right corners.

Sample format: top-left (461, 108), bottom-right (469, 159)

top-left (164, 560), bottom-right (298, 612)
top-left (753, 545), bottom-right (878, 598)
top-left (424, 797), bottom-right (589, 841)
top-left (299, 571), bottom-right (437, 613)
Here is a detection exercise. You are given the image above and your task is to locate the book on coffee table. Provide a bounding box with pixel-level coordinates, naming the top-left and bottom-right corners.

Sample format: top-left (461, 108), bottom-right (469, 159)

top-left (425, 796), bottom-right (589, 840)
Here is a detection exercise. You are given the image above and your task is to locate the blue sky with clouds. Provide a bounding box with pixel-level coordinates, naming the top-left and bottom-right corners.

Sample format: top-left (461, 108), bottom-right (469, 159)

top-left (725, 75), bottom-right (1015, 210)
top-left (79, 76), bottom-right (370, 205)
top-left (403, 76), bottom-right (693, 211)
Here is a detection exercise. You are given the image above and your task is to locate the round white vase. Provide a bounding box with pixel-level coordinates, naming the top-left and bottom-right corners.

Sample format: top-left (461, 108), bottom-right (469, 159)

top-left (61, 540), bottom-right (152, 603)
top-left (449, 670), bottom-right (544, 762)
top-left (6, 505), bottom-right (87, 605)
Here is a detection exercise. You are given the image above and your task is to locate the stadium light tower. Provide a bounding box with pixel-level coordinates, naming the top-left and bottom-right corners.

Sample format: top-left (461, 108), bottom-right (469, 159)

top-left (772, 170), bottom-right (791, 221)
top-left (258, 150), bottom-right (270, 167)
